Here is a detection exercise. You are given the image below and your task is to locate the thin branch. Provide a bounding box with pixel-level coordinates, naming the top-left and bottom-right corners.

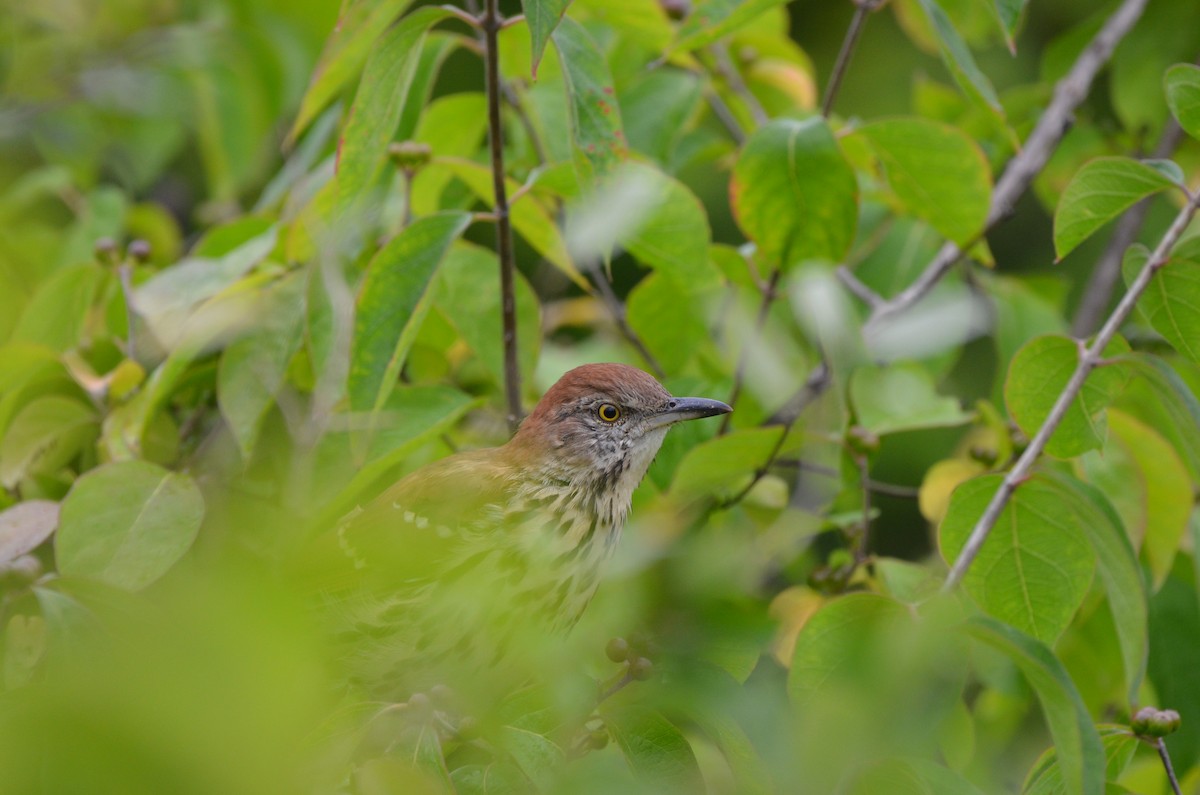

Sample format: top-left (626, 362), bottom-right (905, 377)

top-left (720, 268), bottom-right (781, 434)
top-left (439, 4), bottom-right (481, 28)
top-left (943, 182), bottom-right (1200, 592)
top-left (835, 265), bottom-right (884, 308)
top-left (483, 0), bottom-right (523, 432)
top-left (775, 458), bottom-right (920, 498)
top-left (821, 0), bottom-right (886, 118)
top-left (710, 43), bottom-right (768, 126)
top-left (1073, 117), bottom-right (1187, 336)
top-left (1157, 738), bottom-right (1183, 795)
top-left (705, 89), bottom-right (747, 144)
top-left (861, 0), bottom-right (1149, 330)
top-left (501, 80), bottom-right (548, 165)
top-left (590, 271), bottom-right (666, 379)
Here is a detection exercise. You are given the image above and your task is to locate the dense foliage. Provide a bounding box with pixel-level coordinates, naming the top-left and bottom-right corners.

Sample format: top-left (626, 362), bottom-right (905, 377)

top-left (2, 0), bottom-right (1200, 792)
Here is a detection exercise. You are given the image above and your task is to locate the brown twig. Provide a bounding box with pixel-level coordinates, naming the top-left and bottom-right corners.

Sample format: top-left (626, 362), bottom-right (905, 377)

top-left (821, 0), bottom-right (886, 118)
top-left (943, 180), bottom-right (1200, 592)
top-left (1073, 117), bottom-right (1188, 335)
top-left (1156, 738), bottom-right (1183, 795)
top-left (705, 89), bottom-right (747, 144)
top-left (482, 0), bottom-right (523, 432)
top-left (860, 0), bottom-right (1149, 331)
top-left (710, 42), bottom-right (768, 126)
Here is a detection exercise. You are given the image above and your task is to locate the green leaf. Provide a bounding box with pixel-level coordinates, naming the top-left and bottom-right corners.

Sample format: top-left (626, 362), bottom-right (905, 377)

top-left (627, 271), bottom-right (715, 368)
top-left (857, 118), bottom-right (992, 246)
top-left (1004, 334), bottom-right (1129, 459)
top-left (288, 0), bottom-right (417, 143)
top-left (56, 460), bottom-right (204, 591)
top-left (0, 500), bottom-right (59, 565)
top-left (498, 726), bottom-right (563, 790)
top-left (1023, 724), bottom-right (1139, 794)
top-left (436, 242), bottom-right (541, 389)
top-left (670, 427), bottom-right (785, 500)
top-left (395, 34), bottom-right (461, 143)
top-left (731, 117), bottom-right (858, 268)
top-left (1081, 410), bottom-right (1191, 590)
top-left (12, 265), bottom-right (104, 353)
top-left (671, 0), bottom-right (790, 53)
top-left (916, 0), bottom-right (1002, 113)
top-left (217, 275), bottom-right (306, 460)
top-left (1053, 158), bottom-right (1177, 260)
top-left (1123, 239), bottom-right (1200, 364)
top-left (1041, 472), bottom-right (1148, 705)
top-left (522, 0), bottom-right (573, 76)
top-left (850, 363), bottom-right (972, 435)
top-left (620, 70), bottom-right (703, 166)
top-left (850, 758), bottom-right (988, 795)
top-left (348, 211), bottom-right (471, 414)
top-left (552, 17), bottom-right (626, 181)
top-left (990, 0), bottom-right (1027, 52)
top-left (1116, 353), bottom-right (1200, 480)
top-left (439, 157), bottom-right (587, 288)
top-left (939, 475), bottom-right (1095, 645)
top-left (1147, 574), bottom-right (1200, 773)
top-left (336, 6), bottom-right (456, 216)
top-left (1165, 62), bottom-right (1200, 139)
top-left (603, 705), bottom-right (704, 791)
top-left (0, 397), bottom-right (98, 489)
top-left (967, 616), bottom-right (1104, 795)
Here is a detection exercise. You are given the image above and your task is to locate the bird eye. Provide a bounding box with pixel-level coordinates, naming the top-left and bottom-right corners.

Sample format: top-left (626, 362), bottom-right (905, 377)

top-left (597, 403), bottom-right (621, 423)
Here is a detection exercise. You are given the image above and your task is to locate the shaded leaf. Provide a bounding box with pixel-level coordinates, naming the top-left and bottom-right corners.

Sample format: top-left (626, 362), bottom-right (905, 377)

top-left (1023, 725), bottom-right (1139, 794)
top-left (552, 17), bottom-right (626, 181)
top-left (939, 475), bottom-right (1094, 645)
top-left (991, 0), bottom-right (1028, 52)
top-left (671, 427), bottom-right (785, 500)
top-left (672, 0), bottom-right (790, 53)
top-left (0, 397), bottom-right (98, 489)
top-left (967, 616), bottom-right (1104, 795)
top-left (1116, 353), bottom-right (1200, 480)
top-left (12, 265), bottom-right (105, 353)
top-left (850, 363), bottom-right (972, 435)
top-left (731, 117), bottom-right (858, 268)
top-left (1123, 239), bottom-right (1200, 364)
top-left (1053, 158), bottom-right (1176, 260)
top-left (1004, 334), bottom-right (1129, 459)
top-left (56, 460), bottom-right (204, 591)
top-left (522, 0), bottom-right (573, 76)
top-left (349, 211), bottom-right (471, 414)
top-left (603, 705), bottom-right (704, 791)
top-left (916, 0), bottom-right (1002, 113)
top-left (1165, 62), bottom-right (1200, 140)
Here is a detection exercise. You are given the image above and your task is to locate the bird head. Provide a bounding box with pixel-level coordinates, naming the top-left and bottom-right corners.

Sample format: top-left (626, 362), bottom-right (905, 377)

top-left (510, 364), bottom-right (731, 503)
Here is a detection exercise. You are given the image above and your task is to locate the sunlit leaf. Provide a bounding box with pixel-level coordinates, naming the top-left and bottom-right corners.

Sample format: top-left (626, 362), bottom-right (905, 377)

top-left (731, 117), bottom-right (858, 268)
top-left (552, 17), bottom-right (626, 181)
top-left (0, 500), bottom-right (59, 565)
top-left (671, 427), bottom-right (785, 500)
top-left (1004, 334), bottom-right (1129, 459)
top-left (915, 0), bottom-right (1002, 114)
top-left (1116, 353), bottom-right (1200, 480)
top-left (940, 475), bottom-right (1094, 645)
top-left (672, 0), bottom-right (790, 53)
top-left (0, 397), bottom-right (97, 489)
top-left (12, 265), bottom-right (104, 353)
top-left (349, 211), bottom-right (471, 414)
top-left (619, 70), bottom-right (703, 166)
top-left (1123, 239), bottom-right (1200, 365)
top-left (968, 616), bottom-right (1104, 795)
top-left (857, 118), bottom-right (992, 246)
top-left (522, 0), bottom-right (573, 76)
top-left (56, 460), bottom-right (204, 591)
top-left (850, 363), bottom-right (972, 435)
top-left (1053, 158), bottom-right (1177, 260)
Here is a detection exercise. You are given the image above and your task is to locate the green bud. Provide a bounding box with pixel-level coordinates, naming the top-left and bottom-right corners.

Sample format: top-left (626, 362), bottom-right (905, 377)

top-left (630, 657), bottom-right (654, 681)
top-left (606, 637), bottom-right (630, 663)
top-left (388, 141), bottom-right (433, 171)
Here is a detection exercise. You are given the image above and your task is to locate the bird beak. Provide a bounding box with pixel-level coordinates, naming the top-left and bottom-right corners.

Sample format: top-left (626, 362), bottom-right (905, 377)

top-left (648, 397), bottom-right (733, 429)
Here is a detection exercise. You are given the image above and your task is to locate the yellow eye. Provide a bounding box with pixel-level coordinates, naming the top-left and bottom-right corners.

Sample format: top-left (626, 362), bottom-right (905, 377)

top-left (597, 403), bottom-right (621, 422)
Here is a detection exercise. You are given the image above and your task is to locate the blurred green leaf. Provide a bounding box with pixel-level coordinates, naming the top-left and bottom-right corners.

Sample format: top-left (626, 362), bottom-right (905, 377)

top-left (916, 0), bottom-right (1003, 113)
top-left (289, 0), bottom-right (418, 143)
top-left (1004, 334), bottom-right (1129, 459)
top-left (940, 475), bottom-right (1094, 645)
top-left (56, 460), bottom-right (204, 591)
top-left (850, 362), bottom-right (971, 435)
top-left (0, 396), bottom-right (97, 489)
top-left (552, 17), bottom-right (626, 181)
top-left (1116, 353), bottom-right (1200, 480)
top-left (1053, 158), bottom-right (1176, 261)
top-left (218, 274), bottom-right (306, 460)
top-left (523, 0), bottom-right (573, 76)
top-left (849, 757), bottom-right (987, 795)
top-left (349, 211), bottom-right (471, 414)
top-left (857, 118), bottom-right (992, 246)
top-left (1042, 473), bottom-right (1148, 705)
top-left (672, 0), bottom-right (790, 53)
top-left (967, 616), bottom-right (1104, 795)
top-left (336, 6), bottom-right (456, 216)
top-left (732, 117), bottom-right (858, 268)
top-left (991, 0), bottom-right (1028, 52)
top-left (1123, 240), bottom-right (1200, 365)
top-left (1081, 410), bottom-right (1190, 590)
top-left (499, 725), bottom-right (564, 790)
top-left (603, 705), bottom-right (704, 791)
top-left (1147, 571), bottom-right (1200, 773)
top-left (627, 271), bottom-right (716, 368)
top-left (12, 265), bottom-right (104, 353)
top-left (437, 242), bottom-right (541, 388)
top-left (1165, 63), bottom-right (1200, 139)
top-left (396, 34), bottom-right (462, 142)
top-left (671, 427), bottom-right (784, 500)
top-left (1023, 724), bottom-right (1139, 794)
top-left (619, 70), bottom-right (703, 166)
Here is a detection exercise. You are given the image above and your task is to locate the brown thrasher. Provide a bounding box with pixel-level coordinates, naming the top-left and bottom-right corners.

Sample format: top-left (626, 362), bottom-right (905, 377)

top-left (320, 363), bottom-right (730, 693)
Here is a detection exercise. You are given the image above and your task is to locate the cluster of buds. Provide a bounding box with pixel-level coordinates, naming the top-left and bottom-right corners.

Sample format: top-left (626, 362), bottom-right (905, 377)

top-left (93, 237), bottom-right (151, 266)
top-left (605, 636), bottom-right (654, 681)
top-left (1131, 706), bottom-right (1182, 739)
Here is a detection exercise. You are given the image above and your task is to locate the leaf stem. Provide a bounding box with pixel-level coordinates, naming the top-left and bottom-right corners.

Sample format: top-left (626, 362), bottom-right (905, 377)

top-left (943, 178), bottom-right (1200, 592)
top-left (482, 0), bottom-right (523, 432)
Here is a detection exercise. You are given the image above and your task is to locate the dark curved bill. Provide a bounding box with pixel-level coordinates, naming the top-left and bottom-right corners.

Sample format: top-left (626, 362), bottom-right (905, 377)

top-left (649, 396), bottom-right (733, 428)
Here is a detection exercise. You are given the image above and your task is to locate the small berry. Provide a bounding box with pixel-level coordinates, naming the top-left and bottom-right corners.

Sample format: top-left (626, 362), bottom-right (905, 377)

top-left (1132, 706), bottom-right (1181, 738)
top-left (606, 637), bottom-right (630, 663)
top-left (127, 239), bottom-right (151, 262)
top-left (93, 237), bottom-right (118, 262)
top-left (630, 657), bottom-right (654, 681)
